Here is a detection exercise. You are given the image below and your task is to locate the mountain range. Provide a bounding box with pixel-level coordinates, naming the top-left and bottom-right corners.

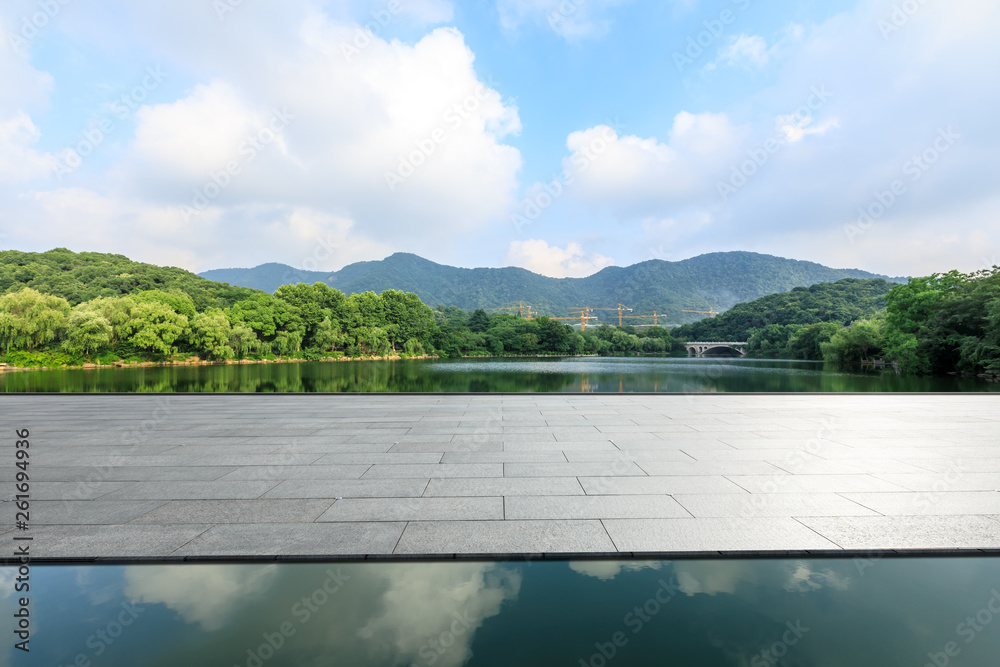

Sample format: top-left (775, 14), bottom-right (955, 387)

top-left (200, 252), bottom-right (906, 324)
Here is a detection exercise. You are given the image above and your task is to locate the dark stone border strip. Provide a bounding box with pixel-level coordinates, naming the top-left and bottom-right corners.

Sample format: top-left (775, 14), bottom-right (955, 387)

top-left (11, 548), bottom-right (1000, 566)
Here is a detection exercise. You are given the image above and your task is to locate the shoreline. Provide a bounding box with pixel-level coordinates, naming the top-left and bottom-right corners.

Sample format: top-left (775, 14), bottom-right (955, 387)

top-left (0, 353), bottom-right (439, 373)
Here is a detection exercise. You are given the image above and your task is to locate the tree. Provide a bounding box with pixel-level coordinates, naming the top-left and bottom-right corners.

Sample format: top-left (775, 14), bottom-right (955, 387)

top-left (226, 293), bottom-right (298, 343)
top-left (188, 308), bottom-right (235, 360)
top-left (313, 316), bottom-right (346, 353)
top-left (62, 305), bottom-right (112, 357)
top-left (467, 309), bottom-right (491, 333)
top-left (132, 290), bottom-right (197, 319)
top-left (822, 318), bottom-right (886, 365)
top-left (274, 282), bottom-right (348, 348)
top-left (82, 296), bottom-right (133, 345)
top-left (787, 322), bottom-right (841, 360)
top-left (121, 301), bottom-right (189, 356)
top-left (0, 288), bottom-right (71, 352)
top-left (229, 325), bottom-right (262, 359)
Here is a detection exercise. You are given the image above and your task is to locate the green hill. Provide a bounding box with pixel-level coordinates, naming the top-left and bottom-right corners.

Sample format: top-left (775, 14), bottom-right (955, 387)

top-left (670, 278), bottom-right (895, 342)
top-left (0, 248), bottom-right (261, 308)
top-left (200, 251), bottom-right (905, 324)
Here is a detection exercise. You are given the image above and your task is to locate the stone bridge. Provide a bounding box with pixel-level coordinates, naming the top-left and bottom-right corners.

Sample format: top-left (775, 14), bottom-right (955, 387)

top-left (686, 342), bottom-right (748, 357)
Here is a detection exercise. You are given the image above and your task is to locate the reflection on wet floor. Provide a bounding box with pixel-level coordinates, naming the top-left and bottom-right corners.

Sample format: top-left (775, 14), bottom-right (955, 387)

top-left (13, 557), bottom-right (1000, 666)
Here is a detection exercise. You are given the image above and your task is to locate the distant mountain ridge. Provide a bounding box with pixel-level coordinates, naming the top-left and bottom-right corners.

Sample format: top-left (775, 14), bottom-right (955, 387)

top-left (199, 251), bottom-right (906, 324)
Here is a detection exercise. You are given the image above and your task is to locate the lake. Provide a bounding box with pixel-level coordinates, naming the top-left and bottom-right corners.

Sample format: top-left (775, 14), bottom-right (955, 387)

top-left (0, 356), bottom-right (996, 393)
top-left (14, 557), bottom-right (1000, 666)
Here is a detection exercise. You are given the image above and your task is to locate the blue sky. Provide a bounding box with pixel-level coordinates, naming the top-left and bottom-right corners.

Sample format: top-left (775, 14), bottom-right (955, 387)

top-left (0, 0), bottom-right (997, 278)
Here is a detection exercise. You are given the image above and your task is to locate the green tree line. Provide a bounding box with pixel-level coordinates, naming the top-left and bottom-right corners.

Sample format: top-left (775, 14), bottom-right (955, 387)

top-left (820, 268), bottom-right (1000, 374)
top-left (0, 285), bottom-right (688, 366)
top-left (0, 284), bottom-right (440, 365)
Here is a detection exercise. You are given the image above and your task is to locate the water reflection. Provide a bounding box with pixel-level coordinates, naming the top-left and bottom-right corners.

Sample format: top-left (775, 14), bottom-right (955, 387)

top-left (11, 558), bottom-right (1000, 666)
top-left (1, 357), bottom-right (996, 393)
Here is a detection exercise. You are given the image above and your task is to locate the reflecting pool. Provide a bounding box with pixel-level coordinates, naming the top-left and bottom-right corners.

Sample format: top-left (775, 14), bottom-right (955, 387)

top-left (2, 356), bottom-right (997, 393)
top-left (7, 557), bottom-right (1000, 666)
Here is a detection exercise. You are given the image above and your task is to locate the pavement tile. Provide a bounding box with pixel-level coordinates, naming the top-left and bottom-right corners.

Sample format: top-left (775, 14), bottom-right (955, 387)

top-left (672, 492), bottom-right (879, 518)
top-left (424, 477), bottom-right (585, 497)
top-left (798, 515), bottom-right (1000, 550)
top-left (5, 500), bottom-right (168, 525)
top-left (362, 463), bottom-right (502, 479)
top-left (603, 518), bottom-right (841, 552)
top-left (100, 481), bottom-right (280, 501)
top-left (393, 520), bottom-right (615, 554)
top-left (172, 522), bottom-right (407, 556)
top-left (724, 474), bottom-right (913, 494)
top-left (32, 524), bottom-right (211, 559)
top-left (871, 473), bottom-right (1000, 492)
top-left (129, 499), bottom-right (335, 524)
top-left (441, 451), bottom-right (566, 463)
top-left (317, 497), bottom-right (503, 522)
top-left (504, 495), bottom-right (690, 520)
top-left (262, 479), bottom-right (429, 499)
top-left (840, 491), bottom-right (1000, 516)
top-left (504, 462), bottom-right (648, 477)
top-left (579, 476), bottom-right (746, 495)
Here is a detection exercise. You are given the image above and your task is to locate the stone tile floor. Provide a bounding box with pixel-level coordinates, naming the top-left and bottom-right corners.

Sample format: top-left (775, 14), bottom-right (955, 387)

top-left (2, 393), bottom-right (998, 560)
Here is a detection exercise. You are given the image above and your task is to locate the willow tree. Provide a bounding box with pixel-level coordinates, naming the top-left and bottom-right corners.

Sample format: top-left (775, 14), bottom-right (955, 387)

top-left (0, 287), bottom-right (71, 352)
top-left (62, 305), bottom-right (113, 357)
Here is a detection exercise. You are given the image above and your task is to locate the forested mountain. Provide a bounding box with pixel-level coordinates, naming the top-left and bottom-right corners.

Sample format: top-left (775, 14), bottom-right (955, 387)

top-left (201, 251), bottom-right (905, 323)
top-left (670, 278), bottom-right (895, 342)
top-left (0, 248), bottom-right (260, 308)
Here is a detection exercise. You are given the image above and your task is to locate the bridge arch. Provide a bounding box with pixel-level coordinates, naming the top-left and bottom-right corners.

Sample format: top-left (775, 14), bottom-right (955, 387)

top-left (686, 342), bottom-right (748, 358)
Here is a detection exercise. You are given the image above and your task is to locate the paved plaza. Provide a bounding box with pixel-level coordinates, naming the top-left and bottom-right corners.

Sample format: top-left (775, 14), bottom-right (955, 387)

top-left (2, 393), bottom-right (999, 561)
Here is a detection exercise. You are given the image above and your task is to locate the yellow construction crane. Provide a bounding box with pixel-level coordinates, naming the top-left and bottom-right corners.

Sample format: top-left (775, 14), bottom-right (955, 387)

top-left (486, 303), bottom-right (533, 319)
top-left (682, 307), bottom-right (718, 319)
top-left (590, 303), bottom-right (633, 326)
top-left (621, 311), bottom-right (670, 327)
top-left (551, 307), bottom-right (596, 331)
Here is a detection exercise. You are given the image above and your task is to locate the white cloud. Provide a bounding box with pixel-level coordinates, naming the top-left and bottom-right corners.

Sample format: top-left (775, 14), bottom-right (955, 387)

top-left (3, 5), bottom-right (523, 270)
top-left (124, 564), bottom-right (278, 631)
top-left (357, 563), bottom-right (520, 667)
top-left (560, 112), bottom-right (746, 218)
top-left (497, 0), bottom-right (628, 40)
top-left (569, 560), bottom-right (663, 580)
top-left (707, 26), bottom-right (803, 72)
top-left (713, 34), bottom-right (770, 70)
top-left (0, 111), bottom-right (55, 181)
top-left (783, 562), bottom-right (850, 593)
top-left (507, 239), bottom-right (613, 277)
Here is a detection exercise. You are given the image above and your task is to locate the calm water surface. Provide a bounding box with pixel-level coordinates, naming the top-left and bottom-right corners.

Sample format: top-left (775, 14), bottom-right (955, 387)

top-left (0, 356), bottom-right (996, 392)
top-left (11, 558), bottom-right (1000, 666)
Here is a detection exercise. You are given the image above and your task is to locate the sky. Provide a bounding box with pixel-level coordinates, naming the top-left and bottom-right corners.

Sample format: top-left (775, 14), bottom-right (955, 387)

top-left (0, 0), bottom-right (997, 278)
